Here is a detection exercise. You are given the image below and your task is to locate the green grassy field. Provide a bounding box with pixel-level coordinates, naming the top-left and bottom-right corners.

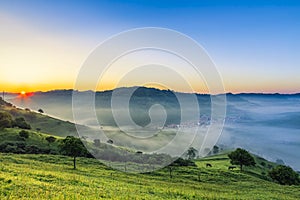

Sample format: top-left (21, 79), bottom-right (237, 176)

top-left (1, 153), bottom-right (299, 200)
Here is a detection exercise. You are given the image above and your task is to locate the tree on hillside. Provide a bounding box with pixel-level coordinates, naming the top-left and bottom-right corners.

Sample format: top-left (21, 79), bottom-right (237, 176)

top-left (38, 109), bottom-right (44, 114)
top-left (269, 165), bottom-right (300, 185)
top-left (60, 136), bottom-right (88, 169)
top-left (186, 147), bottom-right (198, 160)
top-left (228, 148), bottom-right (255, 171)
top-left (0, 111), bottom-right (13, 129)
top-left (212, 145), bottom-right (219, 154)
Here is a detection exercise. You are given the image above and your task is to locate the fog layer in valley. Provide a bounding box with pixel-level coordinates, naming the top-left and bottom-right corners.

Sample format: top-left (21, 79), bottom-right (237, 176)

top-left (6, 88), bottom-right (300, 170)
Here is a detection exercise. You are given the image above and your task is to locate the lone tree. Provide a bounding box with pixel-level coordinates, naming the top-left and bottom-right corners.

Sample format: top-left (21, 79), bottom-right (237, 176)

top-left (60, 136), bottom-right (87, 169)
top-left (186, 147), bottom-right (198, 160)
top-left (228, 148), bottom-right (255, 171)
top-left (269, 165), bottom-right (300, 185)
top-left (38, 109), bottom-right (44, 114)
top-left (212, 145), bottom-right (219, 154)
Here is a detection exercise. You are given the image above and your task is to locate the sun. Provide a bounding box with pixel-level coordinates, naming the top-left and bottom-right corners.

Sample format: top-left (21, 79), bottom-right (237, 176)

top-left (18, 91), bottom-right (34, 98)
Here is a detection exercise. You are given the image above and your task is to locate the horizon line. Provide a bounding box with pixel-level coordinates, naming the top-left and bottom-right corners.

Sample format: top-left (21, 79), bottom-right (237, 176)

top-left (2, 86), bottom-right (300, 96)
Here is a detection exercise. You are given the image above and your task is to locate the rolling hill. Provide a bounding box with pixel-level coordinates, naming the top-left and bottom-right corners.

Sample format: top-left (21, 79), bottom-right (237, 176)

top-left (1, 95), bottom-right (300, 199)
top-left (0, 96), bottom-right (93, 137)
top-left (1, 153), bottom-right (300, 199)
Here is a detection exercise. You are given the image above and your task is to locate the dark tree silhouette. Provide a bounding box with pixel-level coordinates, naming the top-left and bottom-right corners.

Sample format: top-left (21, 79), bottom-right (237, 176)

top-left (186, 147), bottom-right (198, 160)
top-left (107, 139), bottom-right (113, 144)
top-left (212, 145), bottom-right (219, 154)
top-left (60, 136), bottom-right (87, 169)
top-left (38, 109), bottom-right (44, 114)
top-left (228, 148), bottom-right (255, 171)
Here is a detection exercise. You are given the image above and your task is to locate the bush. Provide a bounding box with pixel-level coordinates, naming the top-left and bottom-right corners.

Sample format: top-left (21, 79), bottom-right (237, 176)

top-left (0, 112), bottom-right (13, 129)
top-left (25, 145), bottom-right (41, 154)
top-left (13, 117), bottom-right (31, 130)
top-left (46, 136), bottom-right (56, 144)
top-left (269, 165), bottom-right (300, 185)
top-left (19, 130), bottom-right (29, 139)
top-left (171, 158), bottom-right (196, 167)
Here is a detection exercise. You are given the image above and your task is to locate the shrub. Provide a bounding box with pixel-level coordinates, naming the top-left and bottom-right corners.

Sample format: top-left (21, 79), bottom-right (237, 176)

top-left (171, 158), bottom-right (196, 167)
top-left (46, 136), bottom-right (56, 144)
top-left (13, 117), bottom-right (31, 130)
top-left (19, 130), bottom-right (29, 139)
top-left (25, 145), bottom-right (41, 154)
top-left (0, 112), bottom-right (13, 129)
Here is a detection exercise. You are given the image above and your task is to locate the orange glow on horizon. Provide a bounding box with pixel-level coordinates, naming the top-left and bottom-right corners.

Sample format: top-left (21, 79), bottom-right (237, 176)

top-left (18, 91), bottom-right (34, 98)
top-left (0, 81), bottom-right (299, 95)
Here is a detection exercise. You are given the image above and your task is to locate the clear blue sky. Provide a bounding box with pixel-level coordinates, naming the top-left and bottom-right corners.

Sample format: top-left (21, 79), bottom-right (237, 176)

top-left (0, 0), bottom-right (299, 93)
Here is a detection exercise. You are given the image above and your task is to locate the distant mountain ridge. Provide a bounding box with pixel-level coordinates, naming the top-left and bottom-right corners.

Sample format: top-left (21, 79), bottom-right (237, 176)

top-left (5, 86), bottom-right (300, 96)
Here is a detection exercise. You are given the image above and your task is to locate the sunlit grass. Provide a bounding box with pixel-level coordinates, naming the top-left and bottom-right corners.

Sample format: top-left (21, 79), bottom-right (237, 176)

top-left (0, 153), bottom-right (299, 199)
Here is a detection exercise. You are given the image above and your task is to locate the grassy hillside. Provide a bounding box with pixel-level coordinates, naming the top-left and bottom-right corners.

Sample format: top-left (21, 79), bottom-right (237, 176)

top-left (0, 153), bottom-right (299, 200)
top-left (0, 128), bottom-right (63, 154)
top-left (0, 97), bottom-right (92, 137)
top-left (198, 153), bottom-right (278, 181)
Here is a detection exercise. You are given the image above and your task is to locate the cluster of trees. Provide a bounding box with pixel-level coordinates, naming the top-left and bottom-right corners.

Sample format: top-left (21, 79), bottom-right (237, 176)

top-left (0, 111), bottom-right (31, 130)
top-left (60, 136), bottom-right (186, 170)
top-left (0, 130), bottom-right (59, 154)
top-left (269, 165), bottom-right (300, 185)
top-left (228, 148), bottom-right (299, 185)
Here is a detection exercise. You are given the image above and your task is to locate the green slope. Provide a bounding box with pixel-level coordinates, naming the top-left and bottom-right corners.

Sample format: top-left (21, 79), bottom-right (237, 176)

top-left (0, 128), bottom-right (63, 154)
top-left (197, 153), bottom-right (278, 182)
top-left (0, 153), bottom-right (299, 200)
top-left (0, 97), bottom-right (92, 137)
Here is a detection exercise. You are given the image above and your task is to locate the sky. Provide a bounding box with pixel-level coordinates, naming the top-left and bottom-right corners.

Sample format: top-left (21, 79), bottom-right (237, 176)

top-left (0, 0), bottom-right (300, 93)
